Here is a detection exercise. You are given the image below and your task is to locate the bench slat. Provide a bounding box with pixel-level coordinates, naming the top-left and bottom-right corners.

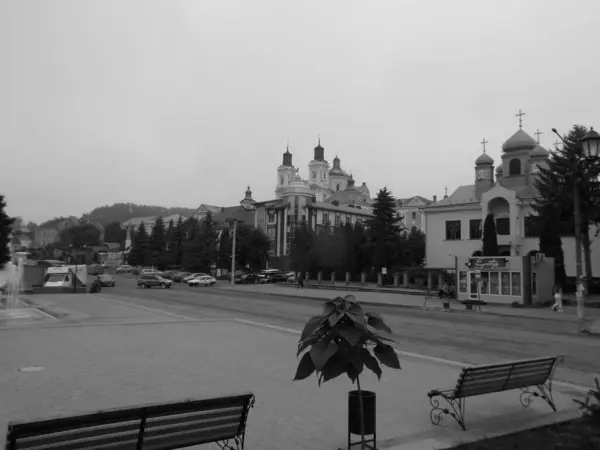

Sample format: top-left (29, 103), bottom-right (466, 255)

top-left (145, 406), bottom-right (243, 428)
top-left (144, 415), bottom-right (242, 440)
top-left (462, 357), bottom-right (557, 373)
top-left (14, 421), bottom-right (140, 450)
top-left (465, 360), bottom-right (554, 377)
top-left (461, 365), bottom-right (553, 387)
top-left (142, 424), bottom-right (240, 450)
top-left (15, 429), bottom-right (139, 450)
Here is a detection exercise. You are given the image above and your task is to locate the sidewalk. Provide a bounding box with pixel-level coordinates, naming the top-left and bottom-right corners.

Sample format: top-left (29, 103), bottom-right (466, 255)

top-left (216, 282), bottom-right (600, 325)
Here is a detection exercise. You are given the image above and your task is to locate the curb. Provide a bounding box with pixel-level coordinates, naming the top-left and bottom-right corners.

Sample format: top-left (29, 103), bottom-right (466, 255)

top-left (216, 286), bottom-right (599, 326)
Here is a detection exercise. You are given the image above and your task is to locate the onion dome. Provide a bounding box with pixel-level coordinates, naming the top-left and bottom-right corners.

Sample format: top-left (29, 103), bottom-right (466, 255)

top-left (502, 129), bottom-right (537, 153)
top-left (346, 174), bottom-right (356, 189)
top-left (475, 153), bottom-right (494, 165)
top-left (282, 145), bottom-right (293, 166)
top-left (529, 144), bottom-right (549, 159)
top-left (329, 155), bottom-right (349, 176)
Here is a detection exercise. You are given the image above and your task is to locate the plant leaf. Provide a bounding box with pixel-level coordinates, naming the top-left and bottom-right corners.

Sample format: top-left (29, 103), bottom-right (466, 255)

top-left (344, 294), bottom-right (357, 303)
top-left (328, 311), bottom-right (344, 327)
top-left (347, 306), bottom-right (366, 327)
top-left (338, 324), bottom-right (363, 347)
top-left (374, 344), bottom-right (401, 369)
top-left (366, 313), bottom-right (392, 334)
top-left (322, 301), bottom-right (337, 315)
top-left (293, 352), bottom-right (316, 381)
top-left (320, 352), bottom-right (350, 384)
top-left (310, 341), bottom-right (339, 370)
top-left (349, 348), bottom-right (364, 373)
top-left (297, 335), bottom-right (318, 357)
top-left (346, 364), bottom-right (360, 383)
top-left (300, 315), bottom-right (324, 342)
top-left (360, 348), bottom-right (382, 380)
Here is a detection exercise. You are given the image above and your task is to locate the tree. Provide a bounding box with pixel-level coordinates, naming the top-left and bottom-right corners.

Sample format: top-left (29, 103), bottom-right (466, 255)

top-left (289, 221), bottom-right (313, 272)
top-left (482, 213), bottom-right (499, 256)
top-left (217, 228), bottom-right (232, 270)
top-left (404, 228), bottom-right (426, 267)
top-left (366, 188), bottom-right (403, 271)
top-left (535, 124), bottom-right (597, 279)
top-left (149, 217), bottom-right (167, 268)
top-left (128, 223), bottom-right (150, 267)
top-left (0, 195), bottom-right (15, 268)
top-left (104, 221), bottom-right (126, 247)
top-left (58, 224), bottom-right (101, 248)
top-left (172, 216), bottom-right (184, 267)
top-left (235, 225), bottom-right (271, 271)
top-left (536, 207), bottom-right (567, 288)
top-left (181, 214), bottom-right (217, 272)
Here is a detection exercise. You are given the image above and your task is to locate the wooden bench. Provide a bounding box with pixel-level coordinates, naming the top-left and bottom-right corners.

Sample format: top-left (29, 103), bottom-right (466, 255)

top-left (6, 392), bottom-right (255, 450)
top-left (461, 299), bottom-right (486, 312)
top-left (427, 356), bottom-right (564, 430)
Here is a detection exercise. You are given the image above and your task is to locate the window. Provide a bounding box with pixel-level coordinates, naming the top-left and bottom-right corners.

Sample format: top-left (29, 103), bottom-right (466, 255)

top-left (346, 216), bottom-right (351, 225)
top-left (469, 219), bottom-right (482, 239)
top-left (412, 211), bottom-right (416, 220)
top-left (480, 272), bottom-right (489, 295)
top-left (335, 214), bottom-right (341, 226)
top-left (524, 216), bottom-right (539, 237)
top-left (511, 272), bottom-right (521, 296)
top-left (336, 184), bottom-right (341, 191)
top-left (496, 217), bottom-right (510, 235)
top-left (322, 213), bottom-right (329, 224)
top-left (459, 271), bottom-right (467, 293)
top-left (509, 158), bottom-right (521, 176)
top-left (312, 171), bottom-right (316, 179)
top-left (531, 272), bottom-right (537, 296)
top-left (489, 272), bottom-right (499, 294)
top-left (501, 272), bottom-right (511, 295)
top-left (280, 176), bottom-right (283, 185)
top-left (268, 213), bottom-right (275, 223)
top-left (445, 220), bottom-right (461, 240)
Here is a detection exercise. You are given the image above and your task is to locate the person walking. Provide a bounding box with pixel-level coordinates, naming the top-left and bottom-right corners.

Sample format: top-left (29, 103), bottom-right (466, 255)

top-left (297, 272), bottom-right (304, 289)
top-left (576, 278), bottom-right (585, 320)
top-left (550, 285), bottom-right (563, 312)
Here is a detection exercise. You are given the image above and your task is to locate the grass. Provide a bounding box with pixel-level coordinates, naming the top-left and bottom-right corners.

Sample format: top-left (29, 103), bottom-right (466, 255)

top-left (450, 417), bottom-right (600, 450)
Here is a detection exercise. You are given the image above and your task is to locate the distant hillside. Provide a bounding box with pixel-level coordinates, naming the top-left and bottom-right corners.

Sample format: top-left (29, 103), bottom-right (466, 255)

top-left (89, 203), bottom-right (198, 226)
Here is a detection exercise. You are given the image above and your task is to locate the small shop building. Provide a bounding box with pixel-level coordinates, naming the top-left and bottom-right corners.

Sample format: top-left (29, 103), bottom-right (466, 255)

top-left (456, 255), bottom-right (554, 305)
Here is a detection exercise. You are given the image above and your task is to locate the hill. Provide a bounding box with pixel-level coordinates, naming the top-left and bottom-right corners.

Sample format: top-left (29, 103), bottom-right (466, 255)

top-left (89, 203), bottom-right (198, 226)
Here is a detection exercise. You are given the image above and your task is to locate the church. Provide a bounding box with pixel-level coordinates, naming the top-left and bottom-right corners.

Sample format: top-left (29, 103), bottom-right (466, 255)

top-left (422, 119), bottom-right (600, 284)
top-left (253, 140), bottom-right (374, 266)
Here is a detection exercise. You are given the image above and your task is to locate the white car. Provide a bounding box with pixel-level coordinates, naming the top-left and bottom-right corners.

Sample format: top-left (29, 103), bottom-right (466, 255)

top-left (140, 268), bottom-right (163, 277)
top-left (188, 275), bottom-right (216, 287)
top-left (183, 273), bottom-right (208, 283)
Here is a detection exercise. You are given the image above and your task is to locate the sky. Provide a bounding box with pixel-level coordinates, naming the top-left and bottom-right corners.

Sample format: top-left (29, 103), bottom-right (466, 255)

top-left (1, 0), bottom-right (599, 223)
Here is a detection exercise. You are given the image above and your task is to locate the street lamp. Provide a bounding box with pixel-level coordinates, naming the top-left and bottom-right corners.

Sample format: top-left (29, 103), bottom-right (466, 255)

top-left (227, 218), bottom-right (244, 285)
top-left (552, 127), bottom-right (600, 322)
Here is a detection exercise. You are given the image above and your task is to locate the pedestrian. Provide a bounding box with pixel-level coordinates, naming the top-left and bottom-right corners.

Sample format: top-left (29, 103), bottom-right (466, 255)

top-left (550, 285), bottom-right (563, 312)
top-left (576, 278), bottom-right (585, 320)
top-left (297, 272), bottom-right (304, 289)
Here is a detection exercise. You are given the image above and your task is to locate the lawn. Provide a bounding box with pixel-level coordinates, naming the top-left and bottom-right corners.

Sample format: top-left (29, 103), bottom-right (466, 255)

top-left (450, 417), bottom-right (600, 450)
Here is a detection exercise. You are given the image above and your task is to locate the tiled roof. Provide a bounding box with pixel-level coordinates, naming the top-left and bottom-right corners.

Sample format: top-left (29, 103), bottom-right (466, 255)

top-left (397, 196), bottom-right (434, 207)
top-left (196, 204), bottom-right (222, 214)
top-left (326, 189), bottom-right (371, 206)
top-left (211, 206), bottom-right (255, 227)
top-left (423, 185), bottom-right (478, 208)
top-left (312, 201), bottom-right (373, 215)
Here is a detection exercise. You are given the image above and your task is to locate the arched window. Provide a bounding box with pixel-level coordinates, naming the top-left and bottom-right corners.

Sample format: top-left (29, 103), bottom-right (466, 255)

top-left (280, 176), bottom-right (283, 185)
top-left (336, 184), bottom-right (341, 191)
top-left (312, 171), bottom-right (316, 180)
top-left (509, 158), bottom-right (521, 176)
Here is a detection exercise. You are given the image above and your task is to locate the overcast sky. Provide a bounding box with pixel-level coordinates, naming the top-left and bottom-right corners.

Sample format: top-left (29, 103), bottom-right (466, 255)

top-left (1, 0), bottom-right (599, 223)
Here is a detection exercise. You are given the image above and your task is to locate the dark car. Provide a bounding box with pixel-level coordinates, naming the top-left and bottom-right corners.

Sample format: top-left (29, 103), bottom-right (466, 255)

top-left (137, 275), bottom-right (174, 289)
top-left (235, 273), bottom-right (261, 284)
top-left (261, 273), bottom-right (288, 284)
top-left (161, 270), bottom-right (178, 280)
top-left (172, 272), bottom-right (191, 282)
top-left (97, 274), bottom-right (116, 287)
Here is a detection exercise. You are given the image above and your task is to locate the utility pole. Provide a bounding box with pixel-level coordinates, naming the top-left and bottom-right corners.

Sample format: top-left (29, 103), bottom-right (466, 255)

top-left (229, 219), bottom-right (243, 285)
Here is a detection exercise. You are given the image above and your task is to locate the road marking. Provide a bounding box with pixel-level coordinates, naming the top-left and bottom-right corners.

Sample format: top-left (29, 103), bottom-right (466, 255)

top-left (16, 299), bottom-right (58, 321)
top-left (89, 294), bottom-right (199, 321)
top-left (232, 318), bottom-right (590, 393)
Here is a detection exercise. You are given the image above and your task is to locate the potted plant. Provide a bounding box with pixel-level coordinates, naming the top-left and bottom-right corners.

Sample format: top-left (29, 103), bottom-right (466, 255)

top-left (293, 295), bottom-right (401, 450)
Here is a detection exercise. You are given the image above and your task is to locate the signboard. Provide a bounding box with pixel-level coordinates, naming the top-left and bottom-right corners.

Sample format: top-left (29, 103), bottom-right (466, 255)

top-left (381, 268), bottom-right (387, 275)
top-left (469, 257), bottom-right (507, 270)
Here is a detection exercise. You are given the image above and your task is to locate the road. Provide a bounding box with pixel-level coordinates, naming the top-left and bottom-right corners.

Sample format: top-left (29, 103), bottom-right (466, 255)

top-left (104, 274), bottom-right (600, 387)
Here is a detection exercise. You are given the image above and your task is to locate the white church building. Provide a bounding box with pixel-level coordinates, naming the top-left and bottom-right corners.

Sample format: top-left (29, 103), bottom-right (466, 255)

top-left (422, 125), bottom-right (600, 280)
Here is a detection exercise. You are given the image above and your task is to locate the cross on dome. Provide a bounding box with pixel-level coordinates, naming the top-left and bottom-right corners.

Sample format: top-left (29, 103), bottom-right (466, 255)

top-left (534, 129), bottom-right (543, 144)
top-left (481, 138), bottom-right (488, 153)
top-left (516, 109), bottom-right (526, 129)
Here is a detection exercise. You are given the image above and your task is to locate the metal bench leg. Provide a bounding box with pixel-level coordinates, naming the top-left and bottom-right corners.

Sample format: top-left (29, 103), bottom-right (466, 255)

top-left (429, 395), bottom-right (466, 431)
top-left (217, 437), bottom-right (244, 450)
top-left (519, 383), bottom-right (557, 412)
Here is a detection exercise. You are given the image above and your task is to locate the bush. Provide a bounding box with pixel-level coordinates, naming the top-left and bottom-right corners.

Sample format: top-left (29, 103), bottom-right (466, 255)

top-left (574, 377), bottom-right (600, 422)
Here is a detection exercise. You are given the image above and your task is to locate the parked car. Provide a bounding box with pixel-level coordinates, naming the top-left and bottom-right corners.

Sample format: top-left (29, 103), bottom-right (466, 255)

top-left (89, 264), bottom-right (104, 276)
top-left (137, 275), bottom-right (174, 289)
top-left (183, 273), bottom-right (208, 283)
top-left (188, 275), bottom-right (217, 287)
top-left (234, 273), bottom-right (261, 284)
top-left (161, 270), bottom-right (179, 280)
top-left (97, 274), bottom-right (116, 287)
top-left (260, 272), bottom-right (288, 284)
top-left (140, 268), bottom-right (163, 277)
top-left (172, 272), bottom-right (192, 282)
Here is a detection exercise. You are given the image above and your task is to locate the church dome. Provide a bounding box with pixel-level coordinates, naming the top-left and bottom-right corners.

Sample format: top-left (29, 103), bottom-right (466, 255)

top-left (329, 155), bottom-right (348, 177)
top-left (475, 153), bottom-right (494, 165)
top-left (502, 129), bottom-right (537, 152)
top-left (530, 144), bottom-right (549, 158)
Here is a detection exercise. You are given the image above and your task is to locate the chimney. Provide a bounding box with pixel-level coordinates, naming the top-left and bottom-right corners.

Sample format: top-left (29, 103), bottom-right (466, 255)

top-left (433, 195), bottom-right (437, 202)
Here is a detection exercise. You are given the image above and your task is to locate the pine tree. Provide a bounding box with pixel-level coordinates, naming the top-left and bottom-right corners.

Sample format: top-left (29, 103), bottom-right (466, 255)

top-left (218, 228), bottom-right (232, 270)
top-left (536, 207), bottom-right (567, 288)
top-left (149, 217), bottom-right (166, 268)
top-left (289, 221), bottom-right (313, 272)
top-left (482, 213), bottom-right (499, 256)
top-left (366, 187), bottom-right (402, 270)
top-left (0, 194), bottom-right (15, 269)
top-left (173, 217), bottom-right (184, 267)
top-left (128, 222), bottom-right (150, 267)
top-left (235, 224), bottom-right (271, 271)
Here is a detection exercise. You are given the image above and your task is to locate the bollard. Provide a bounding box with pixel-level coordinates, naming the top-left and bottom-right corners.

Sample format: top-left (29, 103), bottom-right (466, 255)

top-left (393, 274), bottom-right (400, 287)
top-left (346, 272), bottom-right (351, 286)
top-left (305, 271), bottom-right (310, 284)
top-left (361, 272), bottom-right (367, 286)
top-left (331, 271), bottom-right (336, 285)
top-left (318, 271), bottom-right (323, 284)
top-left (377, 273), bottom-right (383, 287)
top-left (427, 273), bottom-right (433, 292)
top-left (403, 271), bottom-right (409, 287)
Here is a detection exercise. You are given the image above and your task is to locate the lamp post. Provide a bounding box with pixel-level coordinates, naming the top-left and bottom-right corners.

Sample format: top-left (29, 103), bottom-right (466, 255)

top-left (552, 127), bottom-right (600, 321)
top-left (228, 218), bottom-right (244, 285)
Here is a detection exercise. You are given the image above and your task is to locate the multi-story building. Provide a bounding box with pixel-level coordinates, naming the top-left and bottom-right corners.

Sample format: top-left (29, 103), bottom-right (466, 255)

top-left (395, 196), bottom-right (434, 234)
top-left (254, 141), bottom-right (374, 267)
top-left (34, 217), bottom-right (79, 247)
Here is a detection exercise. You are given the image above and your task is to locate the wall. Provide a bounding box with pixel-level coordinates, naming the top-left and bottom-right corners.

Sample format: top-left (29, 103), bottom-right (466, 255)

top-left (424, 207), bottom-right (483, 268)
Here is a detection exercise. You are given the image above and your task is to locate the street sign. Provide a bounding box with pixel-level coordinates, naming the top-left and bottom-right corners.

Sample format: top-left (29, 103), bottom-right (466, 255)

top-left (382, 268), bottom-right (387, 275)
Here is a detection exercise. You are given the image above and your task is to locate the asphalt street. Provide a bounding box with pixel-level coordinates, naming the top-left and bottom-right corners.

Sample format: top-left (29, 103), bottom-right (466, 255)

top-left (103, 274), bottom-right (600, 387)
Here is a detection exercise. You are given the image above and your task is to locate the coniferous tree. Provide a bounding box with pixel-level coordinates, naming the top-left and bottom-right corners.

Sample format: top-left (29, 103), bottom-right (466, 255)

top-left (128, 222), bottom-right (150, 266)
top-left (482, 213), bottom-right (499, 256)
top-left (173, 216), bottom-right (184, 267)
top-left (149, 217), bottom-right (166, 268)
top-left (218, 228), bottom-right (232, 270)
top-left (536, 208), bottom-right (567, 288)
top-left (235, 224), bottom-right (271, 271)
top-left (366, 187), bottom-right (402, 271)
top-left (289, 221), bottom-right (313, 272)
top-left (0, 195), bottom-right (15, 268)
top-left (405, 228), bottom-right (426, 266)
top-left (353, 221), bottom-right (370, 273)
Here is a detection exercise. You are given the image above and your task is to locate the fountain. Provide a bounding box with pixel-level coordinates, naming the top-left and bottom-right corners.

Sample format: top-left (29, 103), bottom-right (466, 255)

top-left (1, 257), bottom-right (25, 309)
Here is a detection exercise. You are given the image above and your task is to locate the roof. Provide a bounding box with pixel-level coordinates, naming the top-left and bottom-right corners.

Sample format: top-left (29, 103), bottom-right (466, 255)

top-left (396, 196), bottom-right (434, 208)
top-left (196, 204), bottom-right (222, 214)
top-left (122, 216), bottom-right (158, 228)
top-left (423, 185), bottom-right (478, 208)
top-left (530, 144), bottom-right (549, 158)
top-left (502, 129), bottom-right (537, 153)
top-left (326, 188), bottom-right (371, 206)
top-left (475, 153), bottom-right (494, 165)
top-left (312, 201), bottom-right (373, 215)
top-left (211, 206), bottom-right (255, 227)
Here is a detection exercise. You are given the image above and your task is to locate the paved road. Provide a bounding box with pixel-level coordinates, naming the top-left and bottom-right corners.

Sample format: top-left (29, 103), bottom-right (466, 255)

top-left (102, 275), bottom-right (600, 387)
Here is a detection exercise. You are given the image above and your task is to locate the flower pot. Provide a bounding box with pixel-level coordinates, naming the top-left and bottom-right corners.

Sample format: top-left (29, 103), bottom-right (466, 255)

top-left (348, 390), bottom-right (376, 437)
